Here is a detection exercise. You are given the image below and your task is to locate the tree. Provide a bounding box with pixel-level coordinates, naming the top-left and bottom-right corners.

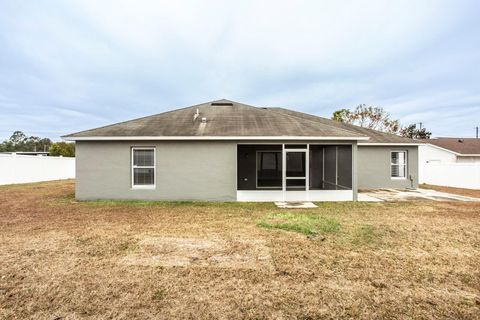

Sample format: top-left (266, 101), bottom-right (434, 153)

top-left (0, 131), bottom-right (52, 152)
top-left (49, 142), bottom-right (75, 157)
top-left (332, 109), bottom-right (351, 122)
top-left (400, 124), bottom-right (431, 139)
top-left (331, 104), bottom-right (401, 134)
top-left (10, 131), bottom-right (27, 146)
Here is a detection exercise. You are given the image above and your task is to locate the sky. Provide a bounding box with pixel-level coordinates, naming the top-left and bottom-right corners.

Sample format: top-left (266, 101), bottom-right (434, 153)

top-left (0, 0), bottom-right (479, 141)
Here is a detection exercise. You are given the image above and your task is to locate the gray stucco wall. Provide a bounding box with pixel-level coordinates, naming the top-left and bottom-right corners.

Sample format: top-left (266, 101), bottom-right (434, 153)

top-left (357, 145), bottom-right (419, 189)
top-left (75, 140), bottom-right (416, 201)
top-left (76, 141), bottom-right (237, 201)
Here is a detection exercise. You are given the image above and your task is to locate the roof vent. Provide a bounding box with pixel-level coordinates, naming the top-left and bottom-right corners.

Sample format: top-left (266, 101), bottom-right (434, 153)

top-left (458, 139), bottom-right (464, 143)
top-left (193, 108), bottom-right (200, 122)
top-left (211, 102), bottom-right (233, 106)
top-left (201, 117), bottom-right (207, 123)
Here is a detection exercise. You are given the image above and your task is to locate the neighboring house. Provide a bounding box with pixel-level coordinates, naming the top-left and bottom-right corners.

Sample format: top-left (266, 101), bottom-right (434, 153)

top-left (420, 138), bottom-right (480, 164)
top-left (0, 151), bottom-right (50, 156)
top-left (419, 138), bottom-right (480, 189)
top-left (63, 99), bottom-right (419, 201)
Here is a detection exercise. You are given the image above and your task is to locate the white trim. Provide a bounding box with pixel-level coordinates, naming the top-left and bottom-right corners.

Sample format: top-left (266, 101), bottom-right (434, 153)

top-left (64, 135), bottom-right (370, 141)
top-left (284, 149), bottom-right (308, 191)
top-left (237, 190), bottom-right (353, 202)
top-left (358, 142), bottom-right (422, 146)
top-left (131, 147), bottom-right (156, 189)
top-left (390, 150), bottom-right (407, 179)
top-left (282, 144), bottom-right (286, 200)
top-left (306, 144), bottom-right (310, 201)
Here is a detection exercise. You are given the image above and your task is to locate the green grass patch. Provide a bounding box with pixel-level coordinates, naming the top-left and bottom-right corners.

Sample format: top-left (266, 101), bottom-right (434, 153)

top-left (350, 224), bottom-right (383, 246)
top-left (257, 212), bottom-right (340, 236)
top-left (152, 289), bottom-right (166, 301)
top-left (68, 197), bottom-right (275, 209)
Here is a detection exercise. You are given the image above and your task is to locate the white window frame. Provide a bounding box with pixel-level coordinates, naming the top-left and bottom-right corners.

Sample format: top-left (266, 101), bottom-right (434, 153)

top-left (131, 147), bottom-right (156, 189)
top-left (391, 150), bottom-right (407, 179)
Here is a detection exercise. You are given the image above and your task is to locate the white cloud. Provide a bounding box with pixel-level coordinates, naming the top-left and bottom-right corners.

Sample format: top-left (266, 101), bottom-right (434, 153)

top-left (0, 0), bottom-right (479, 139)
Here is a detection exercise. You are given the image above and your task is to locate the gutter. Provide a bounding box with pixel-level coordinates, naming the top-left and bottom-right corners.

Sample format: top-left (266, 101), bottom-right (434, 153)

top-left (62, 135), bottom-right (371, 142)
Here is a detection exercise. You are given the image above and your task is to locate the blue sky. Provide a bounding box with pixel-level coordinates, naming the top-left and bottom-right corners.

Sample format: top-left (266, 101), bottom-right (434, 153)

top-left (1, 0), bottom-right (479, 140)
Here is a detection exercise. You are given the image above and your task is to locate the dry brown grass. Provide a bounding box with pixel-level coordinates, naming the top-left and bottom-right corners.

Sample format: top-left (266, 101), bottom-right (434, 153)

top-left (0, 180), bottom-right (479, 319)
top-left (421, 183), bottom-right (480, 199)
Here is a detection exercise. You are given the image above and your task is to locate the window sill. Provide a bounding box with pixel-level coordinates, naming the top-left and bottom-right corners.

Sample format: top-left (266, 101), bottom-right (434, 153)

top-left (131, 186), bottom-right (156, 190)
top-left (390, 177), bottom-right (407, 180)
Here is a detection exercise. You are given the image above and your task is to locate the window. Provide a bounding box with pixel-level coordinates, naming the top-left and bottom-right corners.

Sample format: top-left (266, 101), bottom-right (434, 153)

top-left (257, 151), bottom-right (282, 188)
top-left (391, 151), bottom-right (407, 178)
top-left (132, 148), bottom-right (155, 188)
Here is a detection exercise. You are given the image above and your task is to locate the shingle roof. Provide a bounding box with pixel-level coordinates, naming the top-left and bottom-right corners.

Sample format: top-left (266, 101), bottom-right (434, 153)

top-left (428, 138), bottom-right (480, 155)
top-left (63, 99), bottom-right (417, 144)
top-left (269, 107), bottom-right (418, 144)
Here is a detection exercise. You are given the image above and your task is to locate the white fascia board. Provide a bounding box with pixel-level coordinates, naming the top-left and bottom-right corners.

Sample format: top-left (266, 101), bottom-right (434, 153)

top-left (358, 142), bottom-right (423, 146)
top-left (63, 135), bottom-right (370, 141)
top-left (421, 143), bottom-right (461, 156)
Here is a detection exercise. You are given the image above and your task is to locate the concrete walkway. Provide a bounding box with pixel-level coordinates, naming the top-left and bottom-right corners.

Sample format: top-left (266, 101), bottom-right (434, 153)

top-left (360, 188), bottom-right (480, 202)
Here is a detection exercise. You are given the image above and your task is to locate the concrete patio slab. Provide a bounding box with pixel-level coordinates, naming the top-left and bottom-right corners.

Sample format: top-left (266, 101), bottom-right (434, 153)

top-left (274, 201), bottom-right (318, 208)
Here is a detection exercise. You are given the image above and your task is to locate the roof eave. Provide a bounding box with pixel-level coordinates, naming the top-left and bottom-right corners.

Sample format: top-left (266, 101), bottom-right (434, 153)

top-left (358, 142), bottom-right (422, 146)
top-left (63, 135), bottom-right (370, 141)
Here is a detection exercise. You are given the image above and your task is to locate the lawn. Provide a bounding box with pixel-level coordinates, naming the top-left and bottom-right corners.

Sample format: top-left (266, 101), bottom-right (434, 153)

top-left (0, 180), bottom-right (479, 319)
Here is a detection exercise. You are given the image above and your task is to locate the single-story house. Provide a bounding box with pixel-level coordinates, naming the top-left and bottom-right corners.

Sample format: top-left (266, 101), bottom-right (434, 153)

top-left (63, 99), bottom-right (419, 201)
top-left (418, 137), bottom-right (480, 189)
top-left (419, 138), bottom-right (480, 164)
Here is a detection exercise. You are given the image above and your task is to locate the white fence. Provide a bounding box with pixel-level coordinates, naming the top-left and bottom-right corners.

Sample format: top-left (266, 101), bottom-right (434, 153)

top-left (421, 163), bottom-right (480, 189)
top-left (0, 154), bottom-right (75, 185)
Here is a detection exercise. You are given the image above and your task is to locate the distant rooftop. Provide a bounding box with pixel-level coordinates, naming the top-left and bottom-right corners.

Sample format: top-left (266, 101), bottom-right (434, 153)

top-left (429, 138), bottom-right (480, 155)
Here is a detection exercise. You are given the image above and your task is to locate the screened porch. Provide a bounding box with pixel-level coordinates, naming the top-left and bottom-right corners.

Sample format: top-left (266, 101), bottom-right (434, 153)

top-left (236, 144), bottom-right (355, 201)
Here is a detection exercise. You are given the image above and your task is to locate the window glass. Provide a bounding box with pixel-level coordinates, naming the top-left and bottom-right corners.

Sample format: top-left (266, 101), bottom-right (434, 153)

top-left (391, 151), bottom-right (407, 178)
top-left (260, 152), bottom-right (279, 170)
top-left (134, 168), bottom-right (154, 185)
top-left (132, 148), bottom-right (155, 187)
top-left (134, 150), bottom-right (154, 166)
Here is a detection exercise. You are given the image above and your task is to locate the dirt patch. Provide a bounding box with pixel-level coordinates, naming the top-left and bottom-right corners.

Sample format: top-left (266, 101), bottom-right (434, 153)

top-left (122, 236), bottom-right (274, 270)
top-left (421, 184), bottom-right (480, 198)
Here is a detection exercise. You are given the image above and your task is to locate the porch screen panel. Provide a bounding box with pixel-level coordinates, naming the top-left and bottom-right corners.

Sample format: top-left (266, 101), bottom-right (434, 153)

top-left (337, 146), bottom-right (352, 189)
top-left (323, 146), bottom-right (337, 190)
top-left (257, 151), bottom-right (282, 187)
top-left (309, 146), bottom-right (324, 190)
top-left (237, 145), bottom-right (282, 190)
